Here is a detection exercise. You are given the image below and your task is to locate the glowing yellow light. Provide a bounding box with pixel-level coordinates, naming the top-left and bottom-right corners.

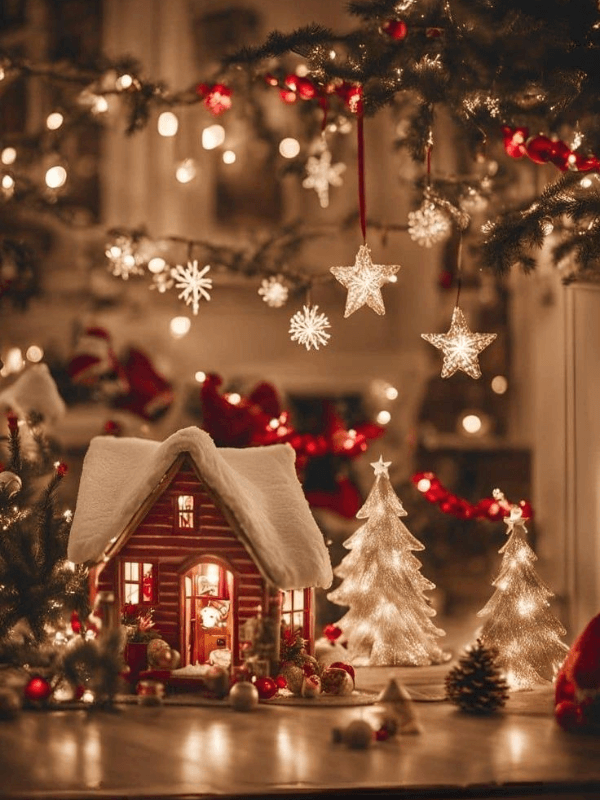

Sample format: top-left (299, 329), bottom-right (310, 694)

top-left (279, 137), bottom-right (300, 159)
top-left (580, 177), bottom-right (593, 188)
top-left (93, 95), bottom-right (108, 113)
top-left (194, 370), bottom-right (206, 383)
top-left (1, 147), bottom-right (16, 165)
top-left (175, 158), bottom-right (196, 183)
top-left (46, 112), bottom-right (64, 130)
top-left (387, 274), bottom-right (398, 283)
top-left (201, 124), bottom-right (225, 150)
top-left (81, 689), bottom-right (95, 703)
top-left (461, 413), bottom-right (482, 434)
top-left (2, 174), bottom-right (15, 190)
top-left (329, 50), bottom-right (337, 59)
top-left (5, 347), bottom-right (24, 373)
top-left (384, 386), bottom-right (398, 400)
top-left (26, 345), bottom-right (44, 362)
top-left (116, 73), bottom-right (133, 90)
top-left (169, 316), bottom-right (191, 338)
top-left (376, 410), bottom-right (391, 425)
top-left (491, 375), bottom-right (508, 395)
top-left (269, 418), bottom-right (279, 429)
top-left (45, 165), bottom-right (67, 189)
top-left (417, 478), bottom-right (431, 492)
top-left (157, 111), bottom-right (179, 137)
top-left (296, 64), bottom-right (309, 77)
top-left (567, 154), bottom-right (577, 167)
top-left (148, 257), bottom-right (166, 274)
top-left (227, 393), bottom-right (241, 405)
top-left (222, 150), bottom-right (236, 164)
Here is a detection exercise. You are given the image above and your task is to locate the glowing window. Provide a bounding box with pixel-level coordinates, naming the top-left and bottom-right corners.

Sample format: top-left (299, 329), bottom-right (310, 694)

top-left (177, 495), bottom-right (194, 528)
top-left (281, 589), bottom-right (308, 632)
top-left (123, 561), bottom-right (155, 604)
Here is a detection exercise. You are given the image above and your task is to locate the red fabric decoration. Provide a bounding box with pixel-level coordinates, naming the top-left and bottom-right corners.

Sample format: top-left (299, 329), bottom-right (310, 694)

top-left (112, 348), bottom-right (174, 421)
top-left (195, 83), bottom-right (232, 115)
top-left (412, 471), bottom-right (534, 521)
top-left (555, 613), bottom-right (600, 732)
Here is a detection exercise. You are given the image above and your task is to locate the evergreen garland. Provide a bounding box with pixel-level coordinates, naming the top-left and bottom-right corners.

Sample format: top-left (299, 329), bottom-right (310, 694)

top-left (445, 639), bottom-right (509, 714)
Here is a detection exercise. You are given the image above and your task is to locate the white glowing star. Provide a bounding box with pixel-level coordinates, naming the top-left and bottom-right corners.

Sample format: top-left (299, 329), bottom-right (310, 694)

top-left (258, 275), bottom-right (289, 308)
top-left (302, 147), bottom-right (346, 208)
top-left (105, 237), bottom-right (145, 280)
top-left (171, 259), bottom-right (212, 315)
top-left (421, 306), bottom-right (497, 380)
top-left (407, 201), bottom-right (451, 248)
top-left (370, 455), bottom-right (392, 477)
top-left (330, 243), bottom-right (400, 317)
top-left (289, 305), bottom-right (331, 350)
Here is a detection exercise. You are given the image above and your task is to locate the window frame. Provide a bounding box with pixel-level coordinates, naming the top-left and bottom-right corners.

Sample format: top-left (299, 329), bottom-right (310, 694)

top-left (280, 588), bottom-right (311, 638)
top-left (121, 559), bottom-right (158, 605)
top-left (174, 493), bottom-right (196, 530)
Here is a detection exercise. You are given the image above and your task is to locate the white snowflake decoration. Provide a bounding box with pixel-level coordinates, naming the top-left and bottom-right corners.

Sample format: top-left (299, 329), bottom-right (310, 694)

top-left (150, 269), bottom-right (174, 293)
top-left (302, 147), bottom-right (346, 208)
top-left (258, 275), bottom-right (289, 308)
top-left (105, 236), bottom-right (145, 280)
top-left (171, 259), bottom-right (212, 314)
top-left (407, 201), bottom-right (451, 248)
top-left (289, 305), bottom-right (331, 351)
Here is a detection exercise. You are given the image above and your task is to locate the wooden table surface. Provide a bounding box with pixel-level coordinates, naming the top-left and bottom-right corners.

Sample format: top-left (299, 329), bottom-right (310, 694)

top-left (1, 662), bottom-right (600, 800)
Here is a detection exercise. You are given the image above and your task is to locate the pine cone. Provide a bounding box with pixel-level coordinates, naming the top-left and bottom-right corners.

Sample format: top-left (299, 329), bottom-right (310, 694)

top-left (445, 639), bottom-right (509, 714)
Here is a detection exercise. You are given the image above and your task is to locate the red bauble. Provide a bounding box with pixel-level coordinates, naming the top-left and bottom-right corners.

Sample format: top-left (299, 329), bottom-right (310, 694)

top-left (25, 676), bottom-right (53, 702)
top-left (502, 126), bottom-right (529, 158)
top-left (329, 661), bottom-right (355, 686)
top-left (555, 699), bottom-right (581, 731)
top-left (253, 676), bottom-right (278, 699)
top-left (381, 20), bottom-right (408, 40)
top-left (547, 139), bottom-right (572, 171)
top-left (426, 27), bottom-right (443, 38)
top-left (296, 77), bottom-right (316, 100)
top-left (525, 135), bottom-right (556, 164)
top-left (56, 462), bottom-right (68, 477)
top-left (275, 674), bottom-right (288, 689)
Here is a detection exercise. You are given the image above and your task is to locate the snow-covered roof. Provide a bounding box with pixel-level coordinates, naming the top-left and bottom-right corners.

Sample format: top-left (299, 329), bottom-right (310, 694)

top-left (68, 426), bottom-right (333, 590)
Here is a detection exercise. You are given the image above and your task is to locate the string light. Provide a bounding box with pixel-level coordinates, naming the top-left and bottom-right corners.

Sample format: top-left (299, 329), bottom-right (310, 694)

top-left (169, 316), bottom-right (191, 338)
top-left (45, 165), bottom-right (67, 189)
top-left (25, 345), bottom-right (44, 362)
top-left (194, 371), bottom-right (206, 383)
top-left (1, 174), bottom-right (15, 197)
top-left (157, 111), bottom-right (179, 137)
top-left (222, 150), bottom-right (236, 164)
top-left (201, 124), bottom-right (225, 150)
top-left (175, 158), bottom-right (196, 183)
top-left (1, 147), bottom-right (16, 165)
top-left (46, 112), bottom-right (64, 130)
top-left (279, 137), bottom-right (300, 158)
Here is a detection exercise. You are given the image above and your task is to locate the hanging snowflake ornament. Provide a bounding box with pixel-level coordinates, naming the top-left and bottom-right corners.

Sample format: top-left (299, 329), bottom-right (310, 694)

top-left (330, 243), bottom-right (400, 317)
top-left (171, 259), bottom-right (212, 315)
top-left (150, 269), bottom-right (174, 294)
top-left (289, 305), bottom-right (331, 350)
top-left (407, 201), bottom-right (451, 248)
top-left (302, 144), bottom-right (346, 208)
top-left (421, 306), bottom-right (497, 379)
top-left (105, 235), bottom-right (145, 279)
top-left (258, 275), bottom-right (289, 308)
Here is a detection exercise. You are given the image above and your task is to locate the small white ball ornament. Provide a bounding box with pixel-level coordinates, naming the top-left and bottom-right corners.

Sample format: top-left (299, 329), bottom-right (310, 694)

top-left (229, 680), bottom-right (259, 712)
top-left (0, 471), bottom-right (22, 498)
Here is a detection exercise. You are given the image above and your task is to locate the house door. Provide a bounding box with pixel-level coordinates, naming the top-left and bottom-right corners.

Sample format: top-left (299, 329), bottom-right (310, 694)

top-left (181, 561), bottom-right (234, 667)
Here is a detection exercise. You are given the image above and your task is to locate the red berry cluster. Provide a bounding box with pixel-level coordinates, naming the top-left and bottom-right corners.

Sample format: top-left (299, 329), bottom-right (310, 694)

top-left (265, 73), bottom-right (363, 114)
top-left (412, 471), bottom-right (533, 521)
top-left (502, 126), bottom-right (600, 172)
top-left (195, 83), bottom-right (233, 116)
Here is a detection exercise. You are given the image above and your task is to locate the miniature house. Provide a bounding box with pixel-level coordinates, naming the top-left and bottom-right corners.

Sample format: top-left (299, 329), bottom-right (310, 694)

top-left (67, 427), bottom-right (333, 667)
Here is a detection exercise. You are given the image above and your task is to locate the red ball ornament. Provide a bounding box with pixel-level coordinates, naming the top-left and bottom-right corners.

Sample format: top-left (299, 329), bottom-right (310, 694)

top-left (329, 661), bottom-right (355, 686)
top-left (253, 676), bottom-right (278, 699)
top-left (275, 674), bottom-right (288, 690)
top-left (381, 20), bottom-right (408, 40)
top-left (25, 676), bottom-right (53, 702)
top-left (56, 462), bottom-right (68, 477)
top-left (547, 139), bottom-right (572, 171)
top-left (555, 699), bottom-right (581, 731)
top-left (525, 135), bottom-right (555, 164)
top-left (295, 77), bottom-right (316, 100)
top-left (279, 88), bottom-right (297, 104)
top-left (502, 126), bottom-right (529, 159)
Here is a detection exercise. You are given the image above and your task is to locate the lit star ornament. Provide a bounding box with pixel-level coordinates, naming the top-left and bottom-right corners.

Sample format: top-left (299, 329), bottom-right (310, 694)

top-left (302, 145), bottom-right (346, 209)
top-left (171, 259), bottom-right (212, 315)
top-left (330, 244), bottom-right (400, 317)
top-left (421, 306), bottom-right (497, 379)
top-left (289, 305), bottom-right (331, 350)
top-left (370, 455), bottom-right (392, 477)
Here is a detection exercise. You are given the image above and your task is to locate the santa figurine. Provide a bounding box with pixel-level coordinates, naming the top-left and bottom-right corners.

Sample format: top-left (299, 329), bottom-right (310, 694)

top-left (555, 613), bottom-right (600, 733)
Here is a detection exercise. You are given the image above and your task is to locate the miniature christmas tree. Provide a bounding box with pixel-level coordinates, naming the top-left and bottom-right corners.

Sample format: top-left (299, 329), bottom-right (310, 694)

top-left (476, 498), bottom-right (569, 691)
top-left (0, 413), bottom-right (89, 644)
top-left (328, 456), bottom-right (447, 666)
top-left (446, 639), bottom-right (509, 714)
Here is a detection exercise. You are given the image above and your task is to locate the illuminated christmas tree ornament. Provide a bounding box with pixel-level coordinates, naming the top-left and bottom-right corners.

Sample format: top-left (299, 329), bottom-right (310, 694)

top-left (258, 275), bottom-right (289, 308)
top-left (150, 270), bottom-right (174, 293)
top-left (407, 200), bottom-right (451, 247)
top-left (476, 500), bottom-right (568, 691)
top-left (421, 306), bottom-right (497, 379)
top-left (330, 244), bottom-right (400, 317)
top-left (289, 305), bottom-right (331, 350)
top-left (105, 235), bottom-right (145, 280)
top-left (302, 143), bottom-right (346, 208)
top-left (328, 457), bottom-right (448, 666)
top-left (171, 259), bottom-right (212, 314)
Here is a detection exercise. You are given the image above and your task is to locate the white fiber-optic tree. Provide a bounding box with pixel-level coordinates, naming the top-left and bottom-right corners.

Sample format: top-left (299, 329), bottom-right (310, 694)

top-left (328, 456), bottom-right (448, 666)
top-left (477, 498), bottom-right (568, 691)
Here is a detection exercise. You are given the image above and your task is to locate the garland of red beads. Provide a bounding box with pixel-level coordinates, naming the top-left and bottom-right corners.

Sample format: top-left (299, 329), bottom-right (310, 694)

top-left (502, 126), bottom-right (600, 173)
top-left (411, 471), bottom-right (534, 521)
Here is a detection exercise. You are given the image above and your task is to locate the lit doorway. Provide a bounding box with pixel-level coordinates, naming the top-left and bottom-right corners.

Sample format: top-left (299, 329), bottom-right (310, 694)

top-left (181, 560), bottom-right (235, 667)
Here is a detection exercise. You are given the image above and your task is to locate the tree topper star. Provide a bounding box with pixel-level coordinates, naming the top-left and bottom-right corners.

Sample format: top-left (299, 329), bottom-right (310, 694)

top-left (330, 244), bottom-right (400, 317)
top-left (421, 306), bottom-right (497, 379)
top-left (370, 455), bottom-right (392, 476)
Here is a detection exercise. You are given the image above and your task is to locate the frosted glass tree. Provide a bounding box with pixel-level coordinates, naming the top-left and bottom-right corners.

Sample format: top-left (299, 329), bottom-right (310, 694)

top-left (476, 497), bottom-right (569, 691)
top-left (328, 456), bottom-right (448, 666)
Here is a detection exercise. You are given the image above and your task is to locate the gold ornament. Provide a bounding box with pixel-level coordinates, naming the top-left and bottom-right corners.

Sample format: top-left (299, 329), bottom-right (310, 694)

top-left (421, 306), bottom-right (497, 379)
top-left (330, 244), bottom-right (400, 317)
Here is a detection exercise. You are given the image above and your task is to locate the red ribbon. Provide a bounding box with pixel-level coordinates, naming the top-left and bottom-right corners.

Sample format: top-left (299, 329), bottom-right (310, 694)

top-left (357, 111), bottom-right (367, 242)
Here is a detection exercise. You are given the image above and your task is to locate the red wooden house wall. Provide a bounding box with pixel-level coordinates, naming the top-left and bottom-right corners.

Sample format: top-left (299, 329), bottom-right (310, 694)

top-left (94, 455), bottom-right (268, 665)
